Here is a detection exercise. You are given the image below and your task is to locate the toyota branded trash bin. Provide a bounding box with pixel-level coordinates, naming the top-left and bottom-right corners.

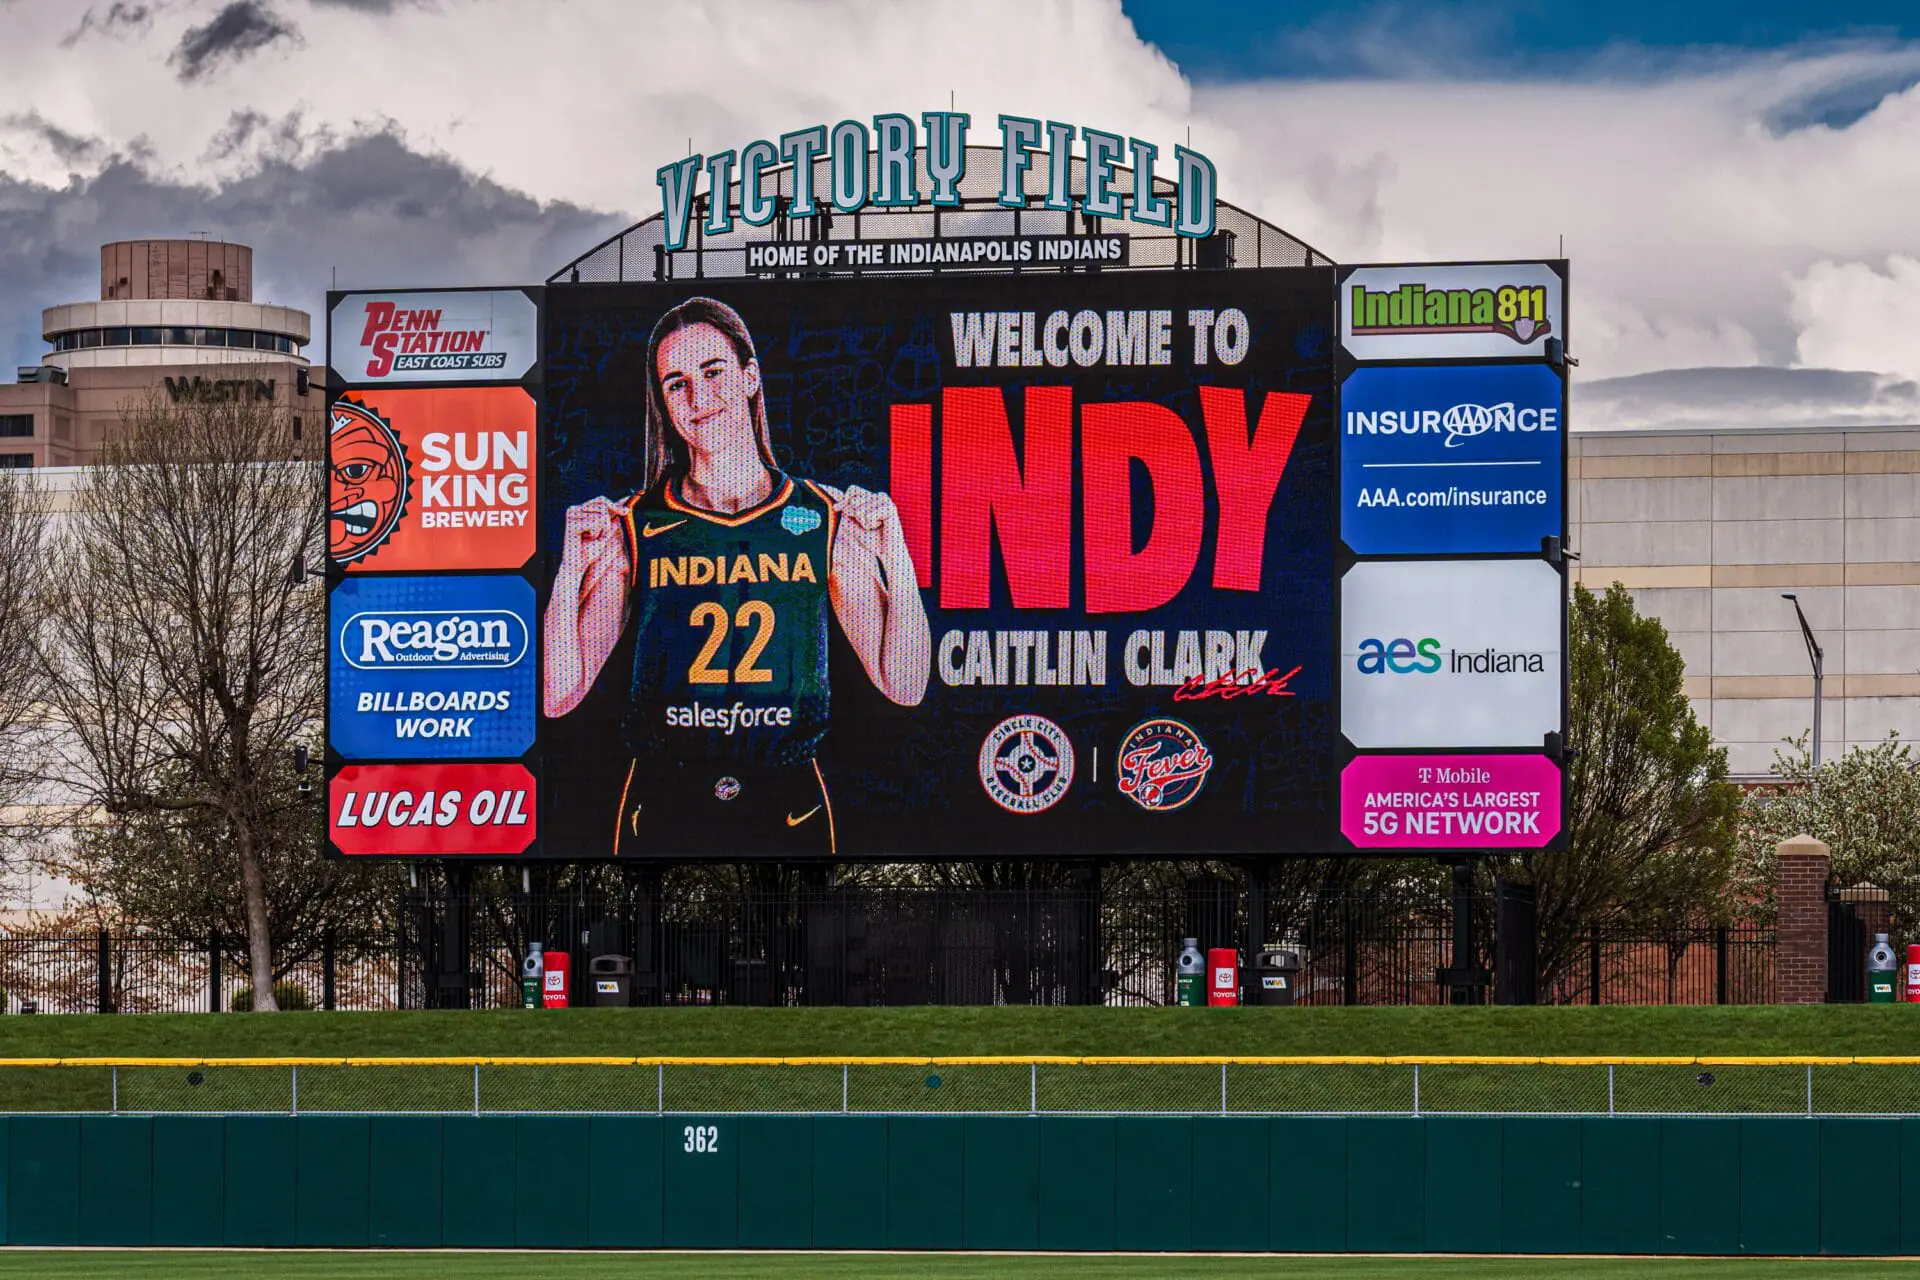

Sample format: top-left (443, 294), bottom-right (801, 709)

top-left (589, 954), bottom-right (633, 1007)
top-left (1253, 948), bottom-right (1302, 1006)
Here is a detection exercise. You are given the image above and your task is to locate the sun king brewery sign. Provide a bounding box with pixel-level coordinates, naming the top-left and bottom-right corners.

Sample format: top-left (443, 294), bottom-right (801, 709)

top-left (654, 111), bottom-right (1219, 256)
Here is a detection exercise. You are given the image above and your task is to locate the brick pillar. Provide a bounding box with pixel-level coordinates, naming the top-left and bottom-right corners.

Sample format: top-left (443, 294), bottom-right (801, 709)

top-left (1775, 834), bottom-right (1831, 1004)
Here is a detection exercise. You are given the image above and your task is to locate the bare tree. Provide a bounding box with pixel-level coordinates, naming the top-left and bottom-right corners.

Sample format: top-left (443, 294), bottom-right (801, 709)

top-left (0, 468), bottom-right (52, 874)
top-left (40, 377), bottom-right (322, 1010)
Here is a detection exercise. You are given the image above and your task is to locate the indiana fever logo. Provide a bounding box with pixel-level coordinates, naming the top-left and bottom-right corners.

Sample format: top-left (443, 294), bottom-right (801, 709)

top-left (1116, 718), bottom-right (1213, 812)
top-left (329, 399), bottom-right (410, 562)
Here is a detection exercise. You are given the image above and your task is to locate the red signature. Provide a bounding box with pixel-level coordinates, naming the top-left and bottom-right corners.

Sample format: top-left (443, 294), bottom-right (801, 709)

top-left (1172, 665), bottom-right (1302, 701)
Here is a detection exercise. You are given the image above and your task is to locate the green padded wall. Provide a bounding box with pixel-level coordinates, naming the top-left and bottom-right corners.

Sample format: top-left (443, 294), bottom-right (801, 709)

top-left (737, 1116), bottom-right (811, 1249)
top-left (1660, 1118), bottom-right (1740, 1254)
top-left (515, 1116), bottom-right (590, 1247)
top-left (294, 1116), bottom-right (367, 1247)
top-left (1037, 1116), bottom-right (1114, 1250)
top-left (1423, 1117), bottom-right (1500, 1253)
top-left (586, 1116), bottom-right (662, 1247)
top-left (80, 1115), bottom-right (151, 1247)
top-left (1580, 1116), bottom-right (1658, 1254)
top-left (1114, 1117), bottom-right (1192, 1251)
top-left (663, 1115), bottom-right (737, 1247)
top-left (8, 1116), bottom-right (78, 1246)
top-left (1192, 1116), bottom-right (1266, 1252)
top-left (963, 1117), bottom-right (1038, 1249)
top-left (1346, 1117), bottom-right (1423, 1252)
top-left (1502, 1117), bottom-right (1581, 1253)
top-left (370, 1116), bottom-right (441, 1247)
top-left (1741, 1118), bottom-right (1819, 1256)
top-left (440, 1115), bottom-right (513, 1247)
top-left (1821, 1118), bottom-right (1902, 1255)
top-left (151, 1115), bottom-right (222, 1245)
top-left (812, 1115), bottom-right (887, 1247)
top-left (6, 1111), bottom-right (1920, 1255)
top-left (1270, 1116), bottom-right (1346, 1251)
top-left (888, 1117), bottom-right (964, 1248)
top-left (224, 1117), bottom-right (297, 1247)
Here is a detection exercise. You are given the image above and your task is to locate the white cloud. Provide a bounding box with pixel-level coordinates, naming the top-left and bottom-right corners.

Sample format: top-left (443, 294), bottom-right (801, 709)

top-left (1, 0), bottom-right (1919, 416)
top-left (1789, 255), bottom-right (1920, 382)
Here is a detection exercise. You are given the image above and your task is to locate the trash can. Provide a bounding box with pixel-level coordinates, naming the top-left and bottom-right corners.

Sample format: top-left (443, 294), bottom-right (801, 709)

top-left (1252, 948), bottom-right (1302, 1006)
top-left (1868, 933), bottom-right (1897, 1004)
top-left (589, 954), bottom-right (632, 1007)
top-left (1175, 938), bottom-right (1205, 1007)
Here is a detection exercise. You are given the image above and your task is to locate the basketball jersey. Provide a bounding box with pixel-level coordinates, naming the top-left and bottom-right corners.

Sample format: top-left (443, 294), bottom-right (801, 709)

top-left (620, 472), bottom-right (834, 767)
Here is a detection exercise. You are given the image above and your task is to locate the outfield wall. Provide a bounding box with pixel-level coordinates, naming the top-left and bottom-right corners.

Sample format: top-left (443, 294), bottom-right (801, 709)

top-left (4, 1113), bottom-right (1918, 1255)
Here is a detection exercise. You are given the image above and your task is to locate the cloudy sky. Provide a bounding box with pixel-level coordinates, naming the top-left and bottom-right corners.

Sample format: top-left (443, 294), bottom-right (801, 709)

top-left (3, 0), bottom-right (1920, 428)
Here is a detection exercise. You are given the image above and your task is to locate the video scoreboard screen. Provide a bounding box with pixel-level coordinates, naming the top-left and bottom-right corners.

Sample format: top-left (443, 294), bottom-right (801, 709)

top-left (323, 261), bottom-right (1568, 860)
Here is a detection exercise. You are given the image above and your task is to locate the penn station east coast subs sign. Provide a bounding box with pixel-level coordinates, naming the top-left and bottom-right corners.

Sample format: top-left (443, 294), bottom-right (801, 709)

top-left (653, 111), bottom-right (1219, 270)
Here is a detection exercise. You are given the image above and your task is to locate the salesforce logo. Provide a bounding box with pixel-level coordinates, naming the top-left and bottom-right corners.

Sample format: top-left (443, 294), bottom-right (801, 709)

top-left (1344, 402), bottom-right (1559, 446)
top-left (341, 610), bottom-right (529, 671)
top-left (1357, 637), bottom-right (1546, 675)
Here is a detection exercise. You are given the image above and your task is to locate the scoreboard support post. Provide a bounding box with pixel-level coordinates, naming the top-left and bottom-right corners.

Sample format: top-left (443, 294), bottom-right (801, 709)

top-left (437, 860), bottom-right (474, 1010)
top-left (1243, 861), bottom-right (1270, 981)
top-left (1437, 856), bottom-right (1491, 1005)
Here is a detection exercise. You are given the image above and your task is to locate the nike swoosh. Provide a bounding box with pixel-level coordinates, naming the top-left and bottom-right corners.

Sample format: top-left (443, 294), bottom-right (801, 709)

top-left (642, 520), bottom-right (686, 538)
top-left (785, 805), bottom-right (821, 827)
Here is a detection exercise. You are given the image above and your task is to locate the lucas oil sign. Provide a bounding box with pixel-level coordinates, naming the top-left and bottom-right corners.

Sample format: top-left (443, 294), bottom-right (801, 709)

top-left (328, 574), bottom-right (537, 759)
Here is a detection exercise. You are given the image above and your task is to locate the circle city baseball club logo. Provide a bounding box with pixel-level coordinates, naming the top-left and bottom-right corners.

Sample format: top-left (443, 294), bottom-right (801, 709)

top-left (1116, 718), bottom-right (1213, 812)
top-left (977, 714), bottom-right (1075, 814)
top-left (329, 399), bottom-right (410, 563)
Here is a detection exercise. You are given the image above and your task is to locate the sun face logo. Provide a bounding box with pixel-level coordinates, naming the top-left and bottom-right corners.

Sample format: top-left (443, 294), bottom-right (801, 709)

top-left (329, 399), bottom-right (410, 563)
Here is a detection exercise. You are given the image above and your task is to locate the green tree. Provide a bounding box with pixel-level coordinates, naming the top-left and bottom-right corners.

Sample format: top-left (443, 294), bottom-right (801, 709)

top-left (1736, 733), bottom-right (1920, 928)
top-left (1501, 582), bottom-right (1740, 992)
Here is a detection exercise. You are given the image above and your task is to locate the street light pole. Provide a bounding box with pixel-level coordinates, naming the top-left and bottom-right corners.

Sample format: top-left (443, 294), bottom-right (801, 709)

top-left (1782, 593), bottom-right (1824, 769)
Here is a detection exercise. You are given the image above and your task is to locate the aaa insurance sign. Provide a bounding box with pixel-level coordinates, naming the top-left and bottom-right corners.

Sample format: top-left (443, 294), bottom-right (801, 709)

top-left (329, 289), bottom-right (538, 384)
top-left (1341, 559), bottom-right (1562, 749)
top-left (328, 574), bottom-right (537, 759)
top-left (1341, 364), bottom-right (1564, 555)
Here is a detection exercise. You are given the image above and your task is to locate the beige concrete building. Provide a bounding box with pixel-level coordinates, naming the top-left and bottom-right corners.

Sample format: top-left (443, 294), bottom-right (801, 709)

top-left (0, 239), bottom-right (322, 466)
top-left (1570, 424), bottom-right (1920, 778)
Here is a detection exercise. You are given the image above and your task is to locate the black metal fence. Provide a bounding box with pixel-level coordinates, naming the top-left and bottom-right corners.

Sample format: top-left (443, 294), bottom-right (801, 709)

top-left (0, 886), bottom-right (1776, 1013)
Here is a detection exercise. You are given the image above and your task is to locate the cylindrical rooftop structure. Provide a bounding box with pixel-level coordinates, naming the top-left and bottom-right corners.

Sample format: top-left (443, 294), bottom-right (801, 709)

top-left (42, 240), bottom-right (308, 370)
top-left (101, 239), bottom-right (252, 301)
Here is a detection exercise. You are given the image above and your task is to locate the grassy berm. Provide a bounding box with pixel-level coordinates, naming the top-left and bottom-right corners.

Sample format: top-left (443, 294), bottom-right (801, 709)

top-left (0, 1004), bottom-right (1913, 1059)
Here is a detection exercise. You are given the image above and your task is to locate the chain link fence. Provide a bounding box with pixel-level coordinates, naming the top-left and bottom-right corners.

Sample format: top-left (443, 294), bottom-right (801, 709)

top-left (4, 1058), bottom-right (1917, 1118)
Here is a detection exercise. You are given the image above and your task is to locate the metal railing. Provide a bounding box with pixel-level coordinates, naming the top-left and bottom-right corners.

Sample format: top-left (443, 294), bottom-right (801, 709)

top-left (3, 1057), bottom-right (1915, 1118)
top-left (0, 892), bottom-right (1778, 1012)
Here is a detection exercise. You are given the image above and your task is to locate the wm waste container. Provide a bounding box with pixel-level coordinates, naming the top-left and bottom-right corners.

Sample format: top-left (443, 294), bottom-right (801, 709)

top-left (1252, 948), bottom-right (1302, 1006)
top-left (589, 954), bottom-right (633, 1007)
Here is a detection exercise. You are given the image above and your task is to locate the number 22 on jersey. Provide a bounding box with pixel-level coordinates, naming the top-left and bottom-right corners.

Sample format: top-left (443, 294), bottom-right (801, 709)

top-left (687, 600), bottom-right (775, 684)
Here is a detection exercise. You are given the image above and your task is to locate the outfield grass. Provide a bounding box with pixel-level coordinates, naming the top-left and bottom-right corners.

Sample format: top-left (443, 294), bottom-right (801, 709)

top-left (1, 1253), bottom-right (1917, 1279)
top-left (1, 1004), bottom-right (1917, 1062)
